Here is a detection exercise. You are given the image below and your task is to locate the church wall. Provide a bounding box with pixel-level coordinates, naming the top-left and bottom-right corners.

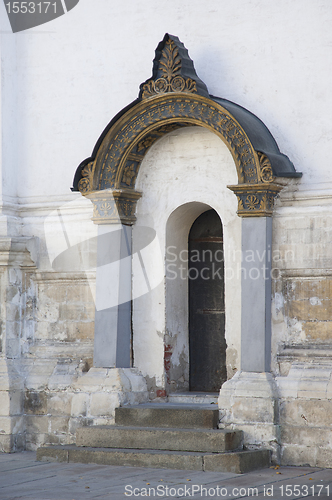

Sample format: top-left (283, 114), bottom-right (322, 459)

top-left (0, 0), bottom-right (332, 464)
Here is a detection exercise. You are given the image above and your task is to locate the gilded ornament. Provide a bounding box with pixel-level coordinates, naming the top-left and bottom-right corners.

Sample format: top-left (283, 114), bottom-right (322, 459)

top-left (141, 39), bottom-right (198, 99)
top-left (171, 76), bottom-right (185, 92)
top-left (245, 194), bottom-right (260, 210)
top-left (100, 201), bottom-right (113, 216)
top-left (257, 152), bottom-right (275, 183)
top-left (78, 161), bottom-right (94, 194)
top-left (78, 177), bottom-right (90, 194)
top-left (137, 136), bottom-right (155, 152)
top-left (122, 163), bottom-right (136, 186)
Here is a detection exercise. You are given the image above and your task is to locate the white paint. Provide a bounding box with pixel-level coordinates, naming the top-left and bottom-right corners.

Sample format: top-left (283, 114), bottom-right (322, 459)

top-left (1, 0), bottom-right (332, 207)
top-left (133, 127), bottom-right (241, 388)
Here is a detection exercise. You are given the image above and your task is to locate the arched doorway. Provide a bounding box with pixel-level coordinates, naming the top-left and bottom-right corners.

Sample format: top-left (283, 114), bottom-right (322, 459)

top-left (72, 33), bottom-right (301, 381)
top-left (188, 209), bottom-right (226, 392)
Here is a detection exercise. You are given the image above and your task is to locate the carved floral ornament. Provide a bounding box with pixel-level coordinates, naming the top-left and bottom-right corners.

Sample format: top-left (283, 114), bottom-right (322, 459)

top-left (74, 34), bottom-right (301, 223)
top-left (141, 38), bottom-right (198, 98)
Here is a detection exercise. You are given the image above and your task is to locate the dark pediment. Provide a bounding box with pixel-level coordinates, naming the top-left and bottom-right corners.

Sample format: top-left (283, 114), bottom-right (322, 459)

top-left (139, 33), bottom-right (209, 99)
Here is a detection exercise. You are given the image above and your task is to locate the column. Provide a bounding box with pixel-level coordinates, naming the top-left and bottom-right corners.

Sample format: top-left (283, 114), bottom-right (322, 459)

top-left (240, 217), bottom-right (272, 372)
top-left (88, 188), bottom-right (142, 369)
top-left (93, 223), bottom-right (132, 368)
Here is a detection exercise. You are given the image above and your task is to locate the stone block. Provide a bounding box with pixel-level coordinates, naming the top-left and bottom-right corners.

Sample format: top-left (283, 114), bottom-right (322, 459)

top-left (24, 360), bottom-right (56, 390)
top-left (5, 338), bottom-right (20, 358)
top-left (277, 378), bottom-right (299, 398)
top-left (102, 369), bottom-right (131, 392)
top-left (280, 425), bottom-right (332, 448)
top-left (89, 417), bottom-right (115, 426)
top-left (287, 297), bottom-right (331, 322)
top-left (303, 321), bottom-right (332, 341)
top-left (48, 362), bottom-right (78, 390)
top-left (35, 300), bottom-right (59, 323)
top-left (72, 368), bottom-right (106, 391)
top-left (68, 447), bottom-right (203, 471)
top-left (65, 284), bottom-right (93, 303)
top-left (37, 445), bottom-right (69, 462)
top-left (24, 390), bottom-right (47, 415)
top-left (125, 391), bottom-right (149, 406)
top-left (25, 431), bottom-right (49, 450)
top-left (231, 396), bottom-right (276, 424)
top-left (204, 449), bottom-right (270, 474)
top-left (115, 405), bottom-right (219, 429)
top-left (0, 359), bottom-right (23, 391)
top-left (219, 372), bottom-right (278, 399)
top-left (6, 302), bottom-right (20, 322)
top-left (279, 399), bottom-right (332, 427)
top-left (281, 444), bottom-right (317, 467)
top-left (25, 415), bottom-right (49, 434)
top-left (76, 426), bottom-right (242, 453)
top-left (47, 391), bottom-right (73, 416)
top-left (316, 447), bottom-right (332, 468)
top-left (0, 390), bottom-right (22, 416)
top-left (67, 322), bottom-right (94, 341)
top-left (90, 392), bottom-right (120, 417)
top-left (0, 416), bottom-right (23, 435)
top-left (59, 303), bottom-right (87, 322)
top-left (297, 379), bottom-right (329, 399)
top-left (68, 416), bottom-right (94, 436)
top-left (43, 284), bottom-right (66, 302)
top-left (0, 392), bottom-right (10, 415)
top-left (0, 434), bottom-right (13, 453)
top-left (71, 393), bottom-right (88, 417)
top-left (125, 368), bottom-right (148, 392)
top-left (73, 367), bottom-right (134, 392)
top-left (234, 423), bottom-right (278, 446)
top-left (49, 417), bottom-right (70, 434)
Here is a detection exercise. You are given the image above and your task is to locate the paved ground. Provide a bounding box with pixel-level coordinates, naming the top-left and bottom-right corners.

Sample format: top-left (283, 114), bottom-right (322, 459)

top-left (0, 452), bottom-right (331, 500)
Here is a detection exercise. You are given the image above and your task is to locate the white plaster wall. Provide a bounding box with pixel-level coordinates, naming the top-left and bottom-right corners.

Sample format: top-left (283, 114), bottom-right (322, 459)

top-left (0, 0), bottom-right (332, 211)
top-left (133, 127), bottom-right (241, 391)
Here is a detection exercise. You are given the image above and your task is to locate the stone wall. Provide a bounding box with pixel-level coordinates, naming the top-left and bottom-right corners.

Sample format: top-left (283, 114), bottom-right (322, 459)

top-left (219, 185), bottom-right (332, 467)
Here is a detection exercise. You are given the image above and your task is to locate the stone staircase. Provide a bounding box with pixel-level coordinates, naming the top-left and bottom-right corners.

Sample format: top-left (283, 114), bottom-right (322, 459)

top-left (37, 398), bottom-right (270, 473)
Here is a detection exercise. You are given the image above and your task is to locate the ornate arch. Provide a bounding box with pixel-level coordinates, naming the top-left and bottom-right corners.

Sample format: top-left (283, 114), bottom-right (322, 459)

top-left (72, 34), bottom-right (301, 223)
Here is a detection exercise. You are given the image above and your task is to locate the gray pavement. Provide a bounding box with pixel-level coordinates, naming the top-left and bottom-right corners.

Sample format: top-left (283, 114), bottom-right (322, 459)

top-left (0, 452), bottom-right (331, 500)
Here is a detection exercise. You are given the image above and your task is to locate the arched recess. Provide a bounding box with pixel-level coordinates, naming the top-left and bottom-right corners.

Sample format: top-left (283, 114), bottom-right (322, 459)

top-left (72, 33), bottom-right (302, 375)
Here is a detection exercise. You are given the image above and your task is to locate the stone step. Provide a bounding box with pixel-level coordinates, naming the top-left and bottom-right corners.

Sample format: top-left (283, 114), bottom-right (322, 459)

top-left (37, 445), bottom-right (270, 474)
top-left (115, 403), bottom-right (219, 429)
top-left (76, 425), bottom-right (242, 453)
top-left (168, 392), bottom-right (219, 405)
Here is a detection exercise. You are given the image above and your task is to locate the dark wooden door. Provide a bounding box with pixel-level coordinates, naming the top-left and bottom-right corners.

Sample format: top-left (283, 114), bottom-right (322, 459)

top-left (189, 209), bottom-right (227, 392)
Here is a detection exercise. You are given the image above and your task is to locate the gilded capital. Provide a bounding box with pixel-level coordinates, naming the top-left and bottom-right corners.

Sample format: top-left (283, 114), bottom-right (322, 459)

top-left (87, 189), bottom-right (142, 225)
top-left (228, 183), bottom-right (283, 217)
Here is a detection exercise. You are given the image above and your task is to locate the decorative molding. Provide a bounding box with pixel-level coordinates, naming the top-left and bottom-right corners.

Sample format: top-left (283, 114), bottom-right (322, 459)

top-left (88, 189), bottom-right (142, 225)
top-left (228, 183), bottom-right (283, 217)
top-left (80, 94), bottom-right (260, 198)
top-left (78, 161), bottom-right (94, 195)
top-left (141, 38), bottom-right (198, 99)
top-left (0, 237), bottom-right (39, 268)
top-left (257, 152), bottom-right (275, 183)
top-left (73, 34), bottom-right (301, 220)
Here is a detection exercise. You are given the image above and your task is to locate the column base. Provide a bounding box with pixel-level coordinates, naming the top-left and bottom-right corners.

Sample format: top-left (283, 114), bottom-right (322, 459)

top-left (70, 367), bottom-right (149, 428)
top-left (218, 371), bottom-right (280, 462)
